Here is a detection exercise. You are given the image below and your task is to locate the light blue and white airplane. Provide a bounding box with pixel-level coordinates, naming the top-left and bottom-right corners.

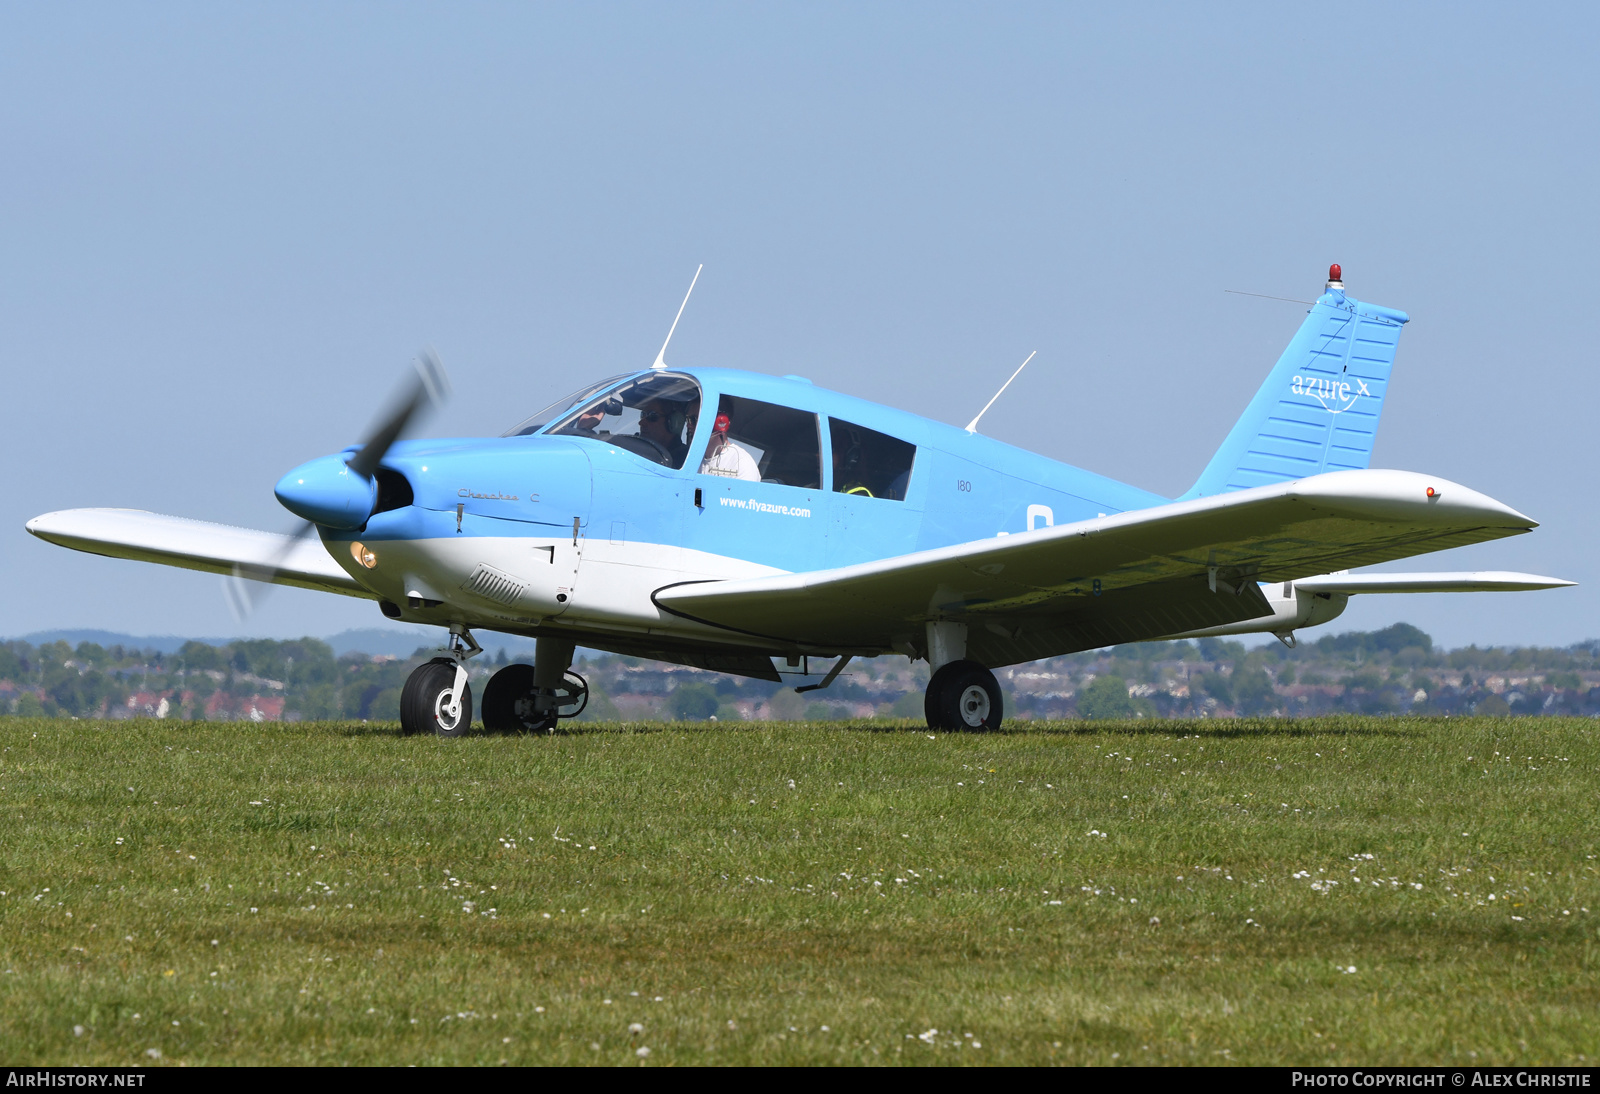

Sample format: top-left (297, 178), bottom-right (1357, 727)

top-left (27, 265), bottom-right (1573, 734)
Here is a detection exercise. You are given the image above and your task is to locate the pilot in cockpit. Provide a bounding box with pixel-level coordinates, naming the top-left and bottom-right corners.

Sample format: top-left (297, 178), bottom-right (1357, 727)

top-left (638, 396), bottom-right (695, 467)
top-left (571, 406), bottom-right (607, 436)
top-left (833, 425), bottom-right (874, 496)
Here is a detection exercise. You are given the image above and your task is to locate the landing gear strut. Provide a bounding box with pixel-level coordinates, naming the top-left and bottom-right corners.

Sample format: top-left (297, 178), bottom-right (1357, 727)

top-left (400, 625), bottom-right (482, 737)
top-left (482, 638), bottom-right (588, 733)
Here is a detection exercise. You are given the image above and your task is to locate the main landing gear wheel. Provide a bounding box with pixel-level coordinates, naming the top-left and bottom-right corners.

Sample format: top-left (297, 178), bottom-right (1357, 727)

top-left (482, 664), bottom-right (589, 733)
top-left (924, 659), bottom-right (1004, 731)
top-left (483, 664), bottom-right (542, 731)
top-left (401, 657), bottom-right (474, 738)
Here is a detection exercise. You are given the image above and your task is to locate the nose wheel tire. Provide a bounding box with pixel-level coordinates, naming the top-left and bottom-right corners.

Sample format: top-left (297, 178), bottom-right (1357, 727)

top-left (924, 660), bottom-right (1003, 731)
top-left (401, 657), bottom-right (474, 737)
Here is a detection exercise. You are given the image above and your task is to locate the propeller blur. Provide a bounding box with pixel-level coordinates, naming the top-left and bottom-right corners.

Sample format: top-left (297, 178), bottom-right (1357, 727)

top-left (225, 349), bottom-right (451, 621)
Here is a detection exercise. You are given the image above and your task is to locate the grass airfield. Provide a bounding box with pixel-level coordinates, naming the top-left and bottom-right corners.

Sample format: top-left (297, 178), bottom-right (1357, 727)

top-left (1, 715), bottom-right (1595, 1067)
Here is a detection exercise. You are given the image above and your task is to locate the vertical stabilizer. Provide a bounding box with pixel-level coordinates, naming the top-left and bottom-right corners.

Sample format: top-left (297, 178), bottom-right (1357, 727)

top-left (1183, 266), bottom-right (1409, 499)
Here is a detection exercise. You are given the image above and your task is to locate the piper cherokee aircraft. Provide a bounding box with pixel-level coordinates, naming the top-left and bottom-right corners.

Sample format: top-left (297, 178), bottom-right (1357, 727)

top-left (27, 265), bottom-right (1573, 735)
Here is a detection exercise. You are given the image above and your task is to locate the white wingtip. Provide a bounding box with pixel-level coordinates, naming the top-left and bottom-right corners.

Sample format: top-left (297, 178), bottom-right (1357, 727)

top-left (1287, 470), bottom-right (1538, 529)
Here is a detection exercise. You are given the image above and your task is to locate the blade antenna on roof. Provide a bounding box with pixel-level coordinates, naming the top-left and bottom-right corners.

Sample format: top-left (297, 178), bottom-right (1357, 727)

top-left (651, 264), bottom-right (703, 370)
top-left (965, 350), bottom-right (1036, 434)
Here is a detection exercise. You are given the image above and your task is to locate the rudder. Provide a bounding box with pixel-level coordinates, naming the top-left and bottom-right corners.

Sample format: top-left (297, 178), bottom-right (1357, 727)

top-left (1183, 266), bottom-right (1409, 499)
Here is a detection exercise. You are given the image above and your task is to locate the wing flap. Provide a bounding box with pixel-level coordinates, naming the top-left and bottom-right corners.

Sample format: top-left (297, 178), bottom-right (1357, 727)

top-left (649, 649), bottom-right (783, 682)
top-left (654, 469), bottom-right (1537, 660)
top-left (25, 508), bottom-right (372, 599)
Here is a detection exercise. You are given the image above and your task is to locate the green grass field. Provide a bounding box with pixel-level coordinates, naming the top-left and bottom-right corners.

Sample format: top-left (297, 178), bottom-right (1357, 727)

top-left (1, 715), bottom-right (1595, 1066)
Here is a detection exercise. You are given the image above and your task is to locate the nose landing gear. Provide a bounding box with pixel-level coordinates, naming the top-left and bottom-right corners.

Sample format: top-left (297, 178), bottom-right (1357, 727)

top-left (400, 625), bottom-right (482, 737)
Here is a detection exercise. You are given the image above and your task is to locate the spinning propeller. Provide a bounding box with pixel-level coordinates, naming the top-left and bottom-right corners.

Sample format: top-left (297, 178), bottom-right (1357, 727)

top-left (223, 350), bottom-right (451, 620)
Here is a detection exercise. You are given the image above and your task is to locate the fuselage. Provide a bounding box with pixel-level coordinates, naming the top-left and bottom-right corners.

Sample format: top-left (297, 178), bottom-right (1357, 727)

top-left (287, 367), bottom-right (1170, 657)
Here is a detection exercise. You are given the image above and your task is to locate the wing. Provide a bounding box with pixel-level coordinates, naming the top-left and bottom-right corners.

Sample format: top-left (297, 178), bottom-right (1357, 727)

top-left (654, 469), bottom-right (1539, 665)
top-left (25, 508), bottom-right (372, 599)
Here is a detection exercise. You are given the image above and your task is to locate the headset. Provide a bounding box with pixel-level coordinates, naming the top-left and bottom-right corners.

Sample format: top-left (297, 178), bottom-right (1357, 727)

top-left (665, 403), bottom-right (689, 442)
top-left (632, 398), bottom-right (691, 442)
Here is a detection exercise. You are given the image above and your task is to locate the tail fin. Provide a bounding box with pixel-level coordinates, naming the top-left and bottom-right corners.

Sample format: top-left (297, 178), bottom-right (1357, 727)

top-left (1183, 267), bottom-right (1409, 500)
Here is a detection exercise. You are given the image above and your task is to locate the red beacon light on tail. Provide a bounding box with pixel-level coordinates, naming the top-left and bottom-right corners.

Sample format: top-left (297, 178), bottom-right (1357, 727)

top-left (1326, 263), bottom-right (1344, 291)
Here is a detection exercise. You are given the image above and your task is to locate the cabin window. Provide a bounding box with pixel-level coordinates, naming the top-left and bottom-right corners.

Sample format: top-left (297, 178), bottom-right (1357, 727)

top-left (500, 373), bottom-right (635, 437)
top-left (829, 418), bottom-right (915, 500)
top-left (546, 372), bottom-right (702, 469)
top-left (697, 395), bottom-right (821, 489)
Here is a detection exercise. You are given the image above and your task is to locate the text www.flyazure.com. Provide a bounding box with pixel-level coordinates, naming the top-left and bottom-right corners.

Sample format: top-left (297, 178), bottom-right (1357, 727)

top-left (719, 496), bottom-right (812, 518)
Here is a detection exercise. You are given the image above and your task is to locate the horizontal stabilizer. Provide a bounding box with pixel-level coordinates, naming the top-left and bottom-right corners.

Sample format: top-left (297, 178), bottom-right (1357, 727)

top-left (25, 509), bottom-right (371, 599)
top-left (1170, 569), bottom-right (1574, 642)
top-left (1295, 571), bottom-right (1575, 594)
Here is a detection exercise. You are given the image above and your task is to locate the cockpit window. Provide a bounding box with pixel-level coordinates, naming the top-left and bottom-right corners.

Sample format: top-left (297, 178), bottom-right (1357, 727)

top-left (548, 372), bottom-right (702, 469)
top-left (829, 418), bottom-right (915, 500)
top-left (500, 374), bottom-right (635, 438)
top-left (698, 394), bottom-right (821, 489)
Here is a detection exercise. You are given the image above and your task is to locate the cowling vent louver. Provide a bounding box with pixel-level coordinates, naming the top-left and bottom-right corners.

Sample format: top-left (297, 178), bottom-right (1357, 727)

top-left (461, 564), bottom-right (527, 606)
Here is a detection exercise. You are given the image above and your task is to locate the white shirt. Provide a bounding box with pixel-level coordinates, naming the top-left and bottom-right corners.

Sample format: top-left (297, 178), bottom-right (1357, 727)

top-left (699, 437), bottom-right (762, 481)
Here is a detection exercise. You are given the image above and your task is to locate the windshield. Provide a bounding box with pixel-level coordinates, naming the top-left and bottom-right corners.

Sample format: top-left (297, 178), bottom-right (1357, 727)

top-left (548, 372), bottom-right (702, 469)
top-left (500, 374), bottom-right (636, 437)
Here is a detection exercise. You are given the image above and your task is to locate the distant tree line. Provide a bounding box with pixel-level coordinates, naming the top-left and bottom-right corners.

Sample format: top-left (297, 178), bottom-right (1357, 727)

top-left (1, 622), bottom-right (1596, 721)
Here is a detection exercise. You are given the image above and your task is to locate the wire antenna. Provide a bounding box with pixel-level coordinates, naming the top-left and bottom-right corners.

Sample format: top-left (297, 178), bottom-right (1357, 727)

top-left (651, 264), bottom-right (703, 370)
top-left (1224, 288), bottom-right (1315, 305)
top-left (965, 350), bottom-right (1036, 434)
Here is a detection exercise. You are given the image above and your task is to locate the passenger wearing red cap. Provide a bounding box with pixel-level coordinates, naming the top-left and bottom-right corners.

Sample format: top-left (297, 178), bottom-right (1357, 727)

top-left (698, 412), bottom-right (761, 481)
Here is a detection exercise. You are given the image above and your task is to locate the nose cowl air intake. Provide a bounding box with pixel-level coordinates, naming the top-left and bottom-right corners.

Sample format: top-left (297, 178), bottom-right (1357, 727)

top-left (274, 454), bottom-right (378, 530)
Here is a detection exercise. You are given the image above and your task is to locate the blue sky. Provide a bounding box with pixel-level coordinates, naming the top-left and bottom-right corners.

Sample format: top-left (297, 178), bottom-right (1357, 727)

top-left (3, 3), bottom-right (1595, 648)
